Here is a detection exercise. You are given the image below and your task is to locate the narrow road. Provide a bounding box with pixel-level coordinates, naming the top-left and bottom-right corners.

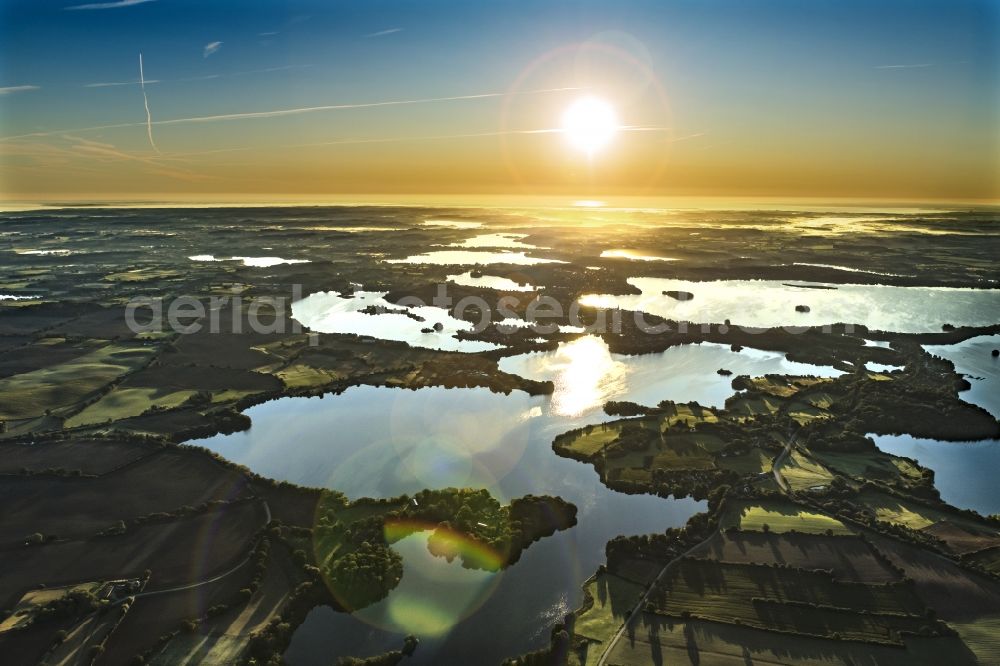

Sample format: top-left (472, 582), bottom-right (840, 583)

top-left (116, 499), bottom-right (271, 604)
top-left (597, 427), bottom-right (799, 665)
top-left (771, 429), bottom-right (798, 493)
top-left (595, 528), bottom-right (719, 666)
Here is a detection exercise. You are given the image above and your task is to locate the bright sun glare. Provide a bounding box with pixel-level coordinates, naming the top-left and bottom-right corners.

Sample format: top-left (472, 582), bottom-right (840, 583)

top-left (561, 97), bottom-right (619, 156)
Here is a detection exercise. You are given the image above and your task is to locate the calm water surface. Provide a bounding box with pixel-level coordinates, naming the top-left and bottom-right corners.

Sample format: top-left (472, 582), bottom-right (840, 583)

top-left (191, 384), bottom-right (703, 664)
top-left (291, 290), bottom-right (500, 353)
top-left (188, 330), bottom-right (997, 662)
top-left (870, 334), bottom-right (1000, 515)
top-left (447, 271), bottom-right (536, 292)
top-left (873, 435), bottom-right (1000, 516)
top-left (499, 336), bottom-right (842, 416)
top-left (387, 250), bottom-right (564, 266)
top-left (924, 334), bottom-right (1000, 418)
top-left (580, 278), bottom-right (1000, 333)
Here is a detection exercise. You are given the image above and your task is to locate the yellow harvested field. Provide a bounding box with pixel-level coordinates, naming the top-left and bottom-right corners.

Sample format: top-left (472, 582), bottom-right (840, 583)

top-left (0, 582), bottom-right (103, 633)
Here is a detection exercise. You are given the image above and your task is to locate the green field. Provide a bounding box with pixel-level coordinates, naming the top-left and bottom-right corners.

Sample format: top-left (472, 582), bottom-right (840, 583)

top-left (725, 394), bottom-right (783, 419)
top-left (655, 402), bottom-right (719, 429)
top-left (275, 363), bottom-right (343, 389)
top-left (65, 386), bottom-right (197, 428)
top-left (815, 450), bottom-right (924, 485)
top-left (574, 572), bottom-right (645, 666)
top-left (672, 432), bottom-right (728, 453)
top-left (857, 489), bottom-right (952, 530)
top-left (716, 448), bottom-right (773, 474)
top-left (952, 614), bottom-right (1000, 665)
top-left (780, 450), bottom-right (835, 491)
top-left (0, 343), bottom-right (155, 420)
top-left (722, 500), bottom-right (853, 535)
top-left (556, 423), bottom-right (623, 457)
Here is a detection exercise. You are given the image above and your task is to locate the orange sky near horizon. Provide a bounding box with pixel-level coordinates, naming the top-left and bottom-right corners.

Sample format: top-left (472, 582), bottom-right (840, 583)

top-left (1, 1), bottom-right (997, 204)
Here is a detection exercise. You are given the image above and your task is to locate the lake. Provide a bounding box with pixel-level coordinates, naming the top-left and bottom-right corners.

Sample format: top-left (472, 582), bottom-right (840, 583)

top-left (498, 335), bottom-right (842, 417)
top-left (924, 334), bottom-right (1000, 418)
top-left (873, 435), bottom-right (1000, 516)
top-left (447, 271), bottom-right (536, 292)
top-left (387, 250), bottom-right (564, 266)
top-left (870, 334), bottom-right (999, 515)
top-left (188, 328), bottom-right (995, 663)
top-left (190, 384), bottom-right (704, 664)
top-left (580, 278), bottom-right (1000, 333)
top-left (291, 289), bottom-right (500, 353)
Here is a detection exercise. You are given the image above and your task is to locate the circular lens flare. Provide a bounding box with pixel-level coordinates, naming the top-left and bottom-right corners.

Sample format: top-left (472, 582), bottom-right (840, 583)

top-left (561, 97), bottom-right (619, 156)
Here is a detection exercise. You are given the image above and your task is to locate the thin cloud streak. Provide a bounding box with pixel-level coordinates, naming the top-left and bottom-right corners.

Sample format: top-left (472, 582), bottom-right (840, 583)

top-left (0, 87), bottom-right (583, 142)
top-left (203, 41), bottom-right (223, 58)
top-left (67, 139), bottom-right (208, 182)
top-left (65, 0), bottom-right (155, 9)
top-left (85, 79), bottom-right (160, 88)
top-left (2, 134), bottom-right (208, 182)
top-left (292, 125), bottom-right (681, 149)
top-left (0, 85), bottom-right (40, 95)
top-left (367, 28), bottom-right (402, 38)
top-left (151, 87), bottom-right (583, 126)
top-left (875, 63), bottom-right (933, 69)
top-left (168, 125), bottom-right (682, 157)
top-left (139, 53), bottom-right (160, 153)
top-left (83, 65), bottom-right (310, 89)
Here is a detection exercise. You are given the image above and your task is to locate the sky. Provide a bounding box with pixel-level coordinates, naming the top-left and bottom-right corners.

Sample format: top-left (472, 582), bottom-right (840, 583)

top-left (0, 0), bottom-right (997, 203)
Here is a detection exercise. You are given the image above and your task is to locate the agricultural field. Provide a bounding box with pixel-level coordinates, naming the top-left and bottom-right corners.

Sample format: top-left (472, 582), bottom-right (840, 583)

top-left (655, 402), bottom-right (720, 428)
top-left (97, 565), bottom-right (252, 665)
top-left (554, 423), bottom-right (624, 458)
top-left (650, 559), bottom-right (927, 634)
top-left (965, 547), bottom-right (1000, 575)
top-left (721, 500), bottom-right (853, 536)
top-left (856, 488), bottom-right (956, 531)
top-left (952, 614), bottom-right (1000, 666)
top-left (715, 448), bottom-right (772, 475)
top-left (65, 387), bottom-right (199, 428)
top-left (1, 207), bottom-right (999, 665)
top-left (0, 448), bottom-right (254, 544)
top-left (0, 343), bottom-right (156, 421)
top-left (573, 572), bottom-right (645, 665)
top-left (922, 521), bottom-right (1000, 555)
top-left (813, 450), bottom-right (925, 487)
top-left (779, 451), bottom-right (835, 491)
top-left (605, 615), bottom-right (979, 666)
top-left (0, 437), bottom-right (153, 476)
top-left (688, 531), bottom-right (900, 583)
top-left (0, 582), bottom-right (105, 634)
top-left (865, 532), bottom-right (1000, 621)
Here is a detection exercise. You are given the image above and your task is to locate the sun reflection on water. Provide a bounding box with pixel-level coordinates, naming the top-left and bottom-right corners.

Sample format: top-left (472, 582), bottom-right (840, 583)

top-left (542, 336), bottom-right (629, 417)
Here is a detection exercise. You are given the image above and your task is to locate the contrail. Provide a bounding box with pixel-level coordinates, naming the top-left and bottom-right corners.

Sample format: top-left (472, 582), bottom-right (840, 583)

top-left (165, 125), bottom-right (685, 158)
top-left (0, 86), bottom-right (582, 141)
top-left (138, 52), bottom-right (159, 153)
top-left (150, 87), bottom-right (584, 126)
top-left (288, 125), bottom-right (678, 149)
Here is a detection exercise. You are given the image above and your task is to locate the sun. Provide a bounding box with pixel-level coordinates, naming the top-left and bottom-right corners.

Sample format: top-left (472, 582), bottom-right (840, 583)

top-left (561, 97), bottom-right (619, 156)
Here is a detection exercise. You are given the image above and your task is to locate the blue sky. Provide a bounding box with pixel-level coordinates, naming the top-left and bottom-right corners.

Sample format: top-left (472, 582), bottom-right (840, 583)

top-left (0, 0), bottom-right (997, 200)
